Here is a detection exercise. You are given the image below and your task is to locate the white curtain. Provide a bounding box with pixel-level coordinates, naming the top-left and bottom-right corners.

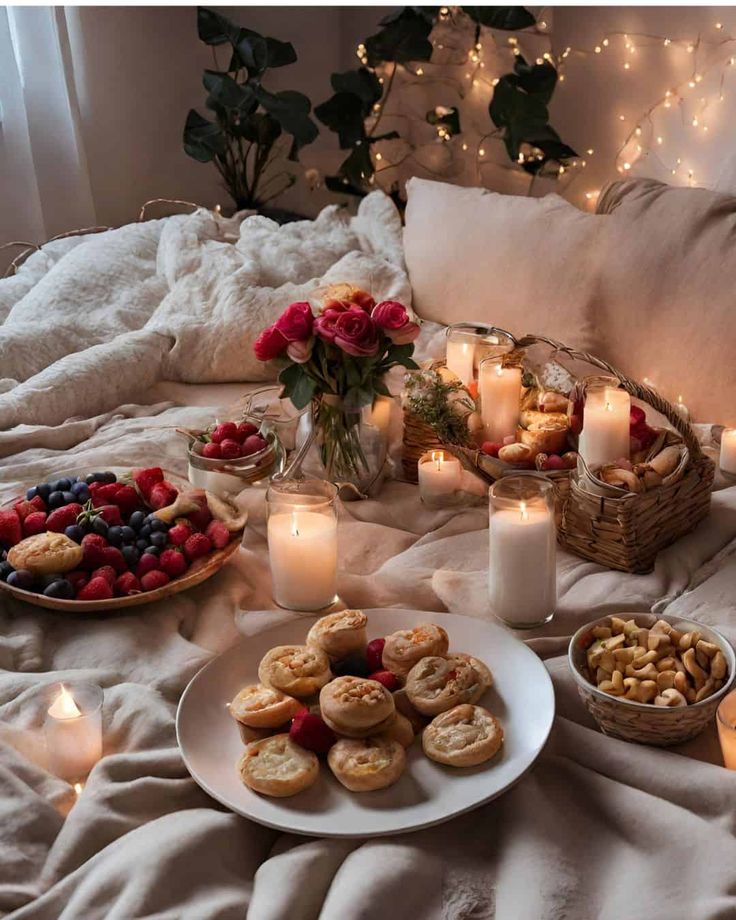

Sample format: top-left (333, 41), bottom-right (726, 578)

top-left (0, 7), bottom-right (95, 254)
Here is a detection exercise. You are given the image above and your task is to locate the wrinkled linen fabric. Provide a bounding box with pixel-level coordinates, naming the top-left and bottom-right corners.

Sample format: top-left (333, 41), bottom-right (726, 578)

top-left (1, 389), bottom-right (736, 920)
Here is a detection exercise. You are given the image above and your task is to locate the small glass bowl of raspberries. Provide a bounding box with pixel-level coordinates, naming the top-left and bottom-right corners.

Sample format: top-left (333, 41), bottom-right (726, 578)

top-left (185, 418), bottom-right (284, 496)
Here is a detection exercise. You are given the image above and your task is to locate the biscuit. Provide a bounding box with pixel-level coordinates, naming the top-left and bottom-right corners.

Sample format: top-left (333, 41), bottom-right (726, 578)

top-left (238, 733), bottom-right (319, 797)
top-left (422, 704), bottom-right (504, 767)
top-left (229, 684), bottom-right (303, 729)
top-left (328, 737), bottom-right (406, 792)
top-left (382, 624), bottom-right (449, 679)
top-left (7, 532), bottom-right (83, 575)
top-left (376, 711), bottom-right (415, 748)
top-left (319, 676), bottom-right (395, 736)
top-left (258, 645), bottom-right (331, 698)
top-left (306, 609), bottom-right (367, 659)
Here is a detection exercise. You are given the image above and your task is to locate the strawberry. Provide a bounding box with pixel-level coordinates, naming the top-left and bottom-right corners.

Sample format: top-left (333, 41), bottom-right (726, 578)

top-left (23, 511), bottom-right (47, 537)
top-left (187, 502), bottom-right (212, 532)
top-left (95, 483), bottom-right (123, 503)
top-left (14, 496), bottom-right (45, 520)
top-left (101, 546), bottom-right (126, 573)
top-left (136, 553), bottom-right (160, 578)
top-left (159, 548), bottom-right (187, 578)
top-left (366, 638), bottom-right (386, 673)
top-left (211, 422), bottom-right (238, 444)
top-left (77, 576), bottom-right (113, 601)
top-left (368, 670), bottom-right (399, 692)
top-left (140, 570), bottom-right (170, 591)
top-left (66, 570), bottom-right (89, 592)
top-left (111, 485), bottom-right (139, 517)
top-left (201, 442), bottom-right (222, 459)
top-left (81, 533), bottom-right (108, 569)
top-left (184, 532), bottom-right (212, 562)
top-left (205, 520), bottom-right (230, 550)
top-left (236, 421), bottom-right (258, 441)
top-left (46, 503), bottom-right (83, 534)
top-left (149, 481), bottom-right (178, 510)
top-left (242, 435), bottom-right (268, 456)
top-left (168, 522), bottom-right (192, 546)
top-left (133, 467), bottom-right (164, 499)
top-left (91, 565), bottom-right (117, 586)
top-left (114, 572), bottom-right (141, 596)
top-left (95, 505), bottom-right (123, 526)
top-left (219, 439), bottom-right (242, 460)
top-left (289, 709), bottom-right (336, 754)
top-left (0, 510), bottom-right (22, 546)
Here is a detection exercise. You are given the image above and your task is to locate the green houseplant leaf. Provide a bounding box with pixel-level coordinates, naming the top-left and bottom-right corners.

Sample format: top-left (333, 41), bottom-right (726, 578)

top-left (183, 109), bottom-right (227, 162)
top-left (464, 7), bottom-right (536, 31)
top-left (365, 7), bottom-right (433, 66)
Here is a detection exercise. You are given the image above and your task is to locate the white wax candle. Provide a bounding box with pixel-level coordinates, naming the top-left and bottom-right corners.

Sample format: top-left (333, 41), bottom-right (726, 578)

top-left (675, 395), bottom-right (690, 422)
top-left (45, 685), bottom-right (102, 782)
top-left (488, 501), bottom-right (556, 626)
top-left (446, 340), bottom-right (475, 385)
top-left (418, 450), bottom-right (462, 501)
top-left (720, 429), bottom-right (736, 475)
top-left (267, 510), bottom-right (338, 611)
top-left (717, 692), bottom-right (736, 769)
top-left (578, 387), bottom-right (631, 467)
top-left (480, 364), bottom-right (522, 443)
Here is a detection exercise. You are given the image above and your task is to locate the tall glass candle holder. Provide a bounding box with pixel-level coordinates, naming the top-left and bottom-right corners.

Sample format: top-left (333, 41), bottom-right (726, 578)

top-left (719, 428), bottom-right (736, 477)
top-left (577, 376), bottom-right (631, 468)
top-left (44, 681), bottom-right (103, 782)
top-left (488, 475), bottom-right (556, 629)
top-left (445, 323), bottom-right (513, 385)
top-left (266, 479), bottom-right (338, 612)
top-left (479, 356), bottom-right (522, 444)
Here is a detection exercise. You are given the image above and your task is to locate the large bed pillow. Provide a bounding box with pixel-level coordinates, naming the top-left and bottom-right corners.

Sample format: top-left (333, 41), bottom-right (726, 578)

top-left (403, 177), bottom-right (604, 351)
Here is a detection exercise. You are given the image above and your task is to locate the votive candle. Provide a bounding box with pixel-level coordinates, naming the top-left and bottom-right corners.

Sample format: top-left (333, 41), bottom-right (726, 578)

top-left (720, 429), bottom-right (736, 475)
top-left (479, 359), bottom-right (522, 443)
top-left (578, 384), bottom-right (631, 467)
top-left (418, 450), bottom-right (462, 504)
top-left (44, 682), bottom-right (103, 782)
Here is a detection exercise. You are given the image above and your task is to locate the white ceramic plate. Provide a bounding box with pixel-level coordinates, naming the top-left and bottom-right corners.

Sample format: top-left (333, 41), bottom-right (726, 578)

top-left (176, 609), bottom-right (555, 838)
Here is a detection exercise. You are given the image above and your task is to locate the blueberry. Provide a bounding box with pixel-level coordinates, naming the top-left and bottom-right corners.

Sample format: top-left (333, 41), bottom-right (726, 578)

top-left (135, 538), bottom-right (149, 552)
top-left (85, 473), bottom-right (99, 485)
top-left (150, 531), bottom-right (167, 548)
top-left (0, 561), bottom-right (13, 581)
top-left (7, 569), bottom-right (35, 591)
top-left (64, 524), bottom-right (85, 543)
top-left (101, 472), bottom-right (117, 484)
top-left (26, 485), bottom-right (39, 501)
top-left (62, 491), bottom-right (76, 505)
top-left (40, 572), bottom-right (63, 588)
top-left (53, 478), bottom-right (72, 493)
top-left (43, 579), bottom-right (74, 600)
top-left (107, 526), bottom-right (124, 546)
top-left (331, 653), bottom-right (371, 678)
top-left (139, 524), bottom-right (152, 540)
top-left (122, 546), bottom-right (140, 567)
top-left (120, 526), bottom-right (136, 544)
top-left (129, 511), bottom-right (146, 532)
top-left (71, 481), bottom-right (90, 497)
top-left (144, 545), bottom-right (160, 557)
top-left (150, 519), bottom-right (168, 533)
top-left (92, 517), bottom-right (109, 536)
top-left (37, 483), bottom-right (52, 502)
top-left (48, 491), bottom-right (65, 509)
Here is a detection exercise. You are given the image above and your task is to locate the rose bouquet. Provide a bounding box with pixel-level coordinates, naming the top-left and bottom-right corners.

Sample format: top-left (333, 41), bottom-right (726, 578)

top-left (254, 286), bottom-right (419, 483)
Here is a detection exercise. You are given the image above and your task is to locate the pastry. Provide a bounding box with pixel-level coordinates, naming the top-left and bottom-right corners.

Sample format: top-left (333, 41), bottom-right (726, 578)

top-left (236, 723), bottom-right (275, 746)
top-left (306, 609), bottom-right (368, 659)
top-left (258, 645), bottom-right (332, 698)
top-left (405, 655), bottom-right (487, 716)
top-left (423, 704), bottom-right (504, 767)
top-left (382, 624), bottom-right (449, 679)
top-left (7, 532), bottom-right (83, 575)
top-left (393, 688), bottom-right (428, 733)
top-left (319, 675), bottom-right (395, 737)
top-left (376, 711), bottom-right (414, 748)
top-left (453, 653), bottom-right (494, 693)
top-left (228, 683), bottom-right (303, 729)
top-left (328, 737), bottom-right (406, 792)
top-left (238, 733), bottom-right (319, 797)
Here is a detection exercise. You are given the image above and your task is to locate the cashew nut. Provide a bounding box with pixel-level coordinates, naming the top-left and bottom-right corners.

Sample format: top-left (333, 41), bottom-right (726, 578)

top-left (656, 670), bottom-right (676, 691)
top-left (625, 662), bottom-right (658, 682)
top-left (651, 619), bottom-right (673, 636)
top-left (674, 671), bottom-right (689, 695)
top-left (600, 670), bottom-right (625, 696)
top-left (711, 651), bottom-right (727, 680)
top-left (623, 677), bottom-right (641, 700)
top-left (682, 647), bottom-right (708, 685)
top-left (592, 625), bottom-right (612, 640)
top-left (613, 646), bottom-right (638, 666)
top-left (696, 640), bottom-right (719, 659)
top-left (654, 688), bottom-right (687, 707)
top-left (610, 617), bottom-right (627, 635)
top-left (695, 678), bottom-right (716, 703)
top-left (648, 634), bottom-right (672, 654)
top-left (656, 656), bottom-right (677, 672)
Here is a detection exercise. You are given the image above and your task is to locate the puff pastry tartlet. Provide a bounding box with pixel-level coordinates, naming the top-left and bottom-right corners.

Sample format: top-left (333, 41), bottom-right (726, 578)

top-left (320, 676), bottom-right (395, 737)
top-left (229, 684), bottom-right (303, 730)
top-left (238, 733), bottom-right (319, 797)
top-left (306, 609), bottom-right (368, 659)
top-left (422, 704), bottom-right (504, 767)
top-left (382, 623), bottom-right (449, 679)
top-left (7, 532), bottom-right (83, 575)
top-left (405, 655), bottom-right (488, 716)
top-left (328, 737), bottom-right (406, 792)
top-left (376, 711), bottom-right (415, 748)
top-left (258, 645), bottom-right (332, 698)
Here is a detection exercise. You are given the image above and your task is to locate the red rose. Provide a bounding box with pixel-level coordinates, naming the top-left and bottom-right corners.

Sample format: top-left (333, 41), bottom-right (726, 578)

top-left (333, 306), bottom-right (379, 357)
top-left (274, 301), bottom-right (314, 342)
top-left (253, 325), bottom-right (288, 361)
top-left (371, 300), bottom-right (420, 344)
top-left (314, 307), bottom-right (342, 343)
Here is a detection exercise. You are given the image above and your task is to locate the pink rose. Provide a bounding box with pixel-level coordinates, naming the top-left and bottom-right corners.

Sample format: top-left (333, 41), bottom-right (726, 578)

top-left (371, 300), bottom-right (420, 344)
top-left (254, 325), bottom-right (288, 361)
top-left (286, 338), bottom-right (314, 364)
top-left (274, 301), bottom-right (314, 342)
top-left (333, 306), bottom-right (379, 357)
top-left (314, 307), bottom-right (342, 342)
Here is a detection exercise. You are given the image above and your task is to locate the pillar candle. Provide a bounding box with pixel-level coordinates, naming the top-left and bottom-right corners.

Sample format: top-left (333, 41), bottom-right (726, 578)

top-left (720, 429), bottom-right (736, 475)
top-left (45, 683), bottom-right (102, 782)
top-left (267, 510), bottom-right (338, 611)
top-left (578, 387), bottom-right (631, 467)
top-left (480, 363), bottom-right (522, 443)
top-left (418, 450), bottom-right (462, 503)
top-left (446, 339), bottom-right (475, 385)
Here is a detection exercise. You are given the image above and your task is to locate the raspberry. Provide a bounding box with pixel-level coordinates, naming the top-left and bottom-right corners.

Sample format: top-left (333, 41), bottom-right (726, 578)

top-left (168, 522), bottom-right (192, 545)
top-left (46, 503), bottom-right (83, 533)
top-left (81, 534), bottom-right (108, 569)
top-left (95, 483), bottom-right (122, 503)
top-left (23, 511), bottom-right (47, 537)
top-left (14, 496), bottom-right (45, 520)
top-left (630, 406), bottom-right (646, 428)
top-left (136, 553), bottom-right (160, 578)
top-left (111, 485), bottom-right (139, 517)
top-left (149, 481), bottom-right (178, 510)
top-left (133, 467), bottom-right (164, 499)
top-left (187, 504), bottom-right (212, 532)
top-left (66, 570), bottom-right (89, 592)
top-left (77, 576), bottom-right (113, 601)
top-left (219, 439), bottom-right (242, 460)
top-left (95, 505), bottom-right (123, 526)
top-left (184, 532), bottom-right (212, 562)
top-left (82, 533), bottom-right (108, 550)
top-left (0, 510), bottom-right (22, 546)
top-left (114, 572), bottom-right (141, 596)
top-left (159, 548), bottom-right (187, 578)
top-left (201, 442), bottom-right (222, 459)
top-left (211, 422), bottom-right (238, 444)
top-left (481, 441), bottom-right (502, 458)
top-left (368, 670), bottom-right (399, 692)
top-left (205, 520), bottom-right (230, 550)
top-left (91, 565), bottom-right (117, 586)
top-left (366, 637), bottom-right (386, 673)
top-left (236, 422), bottom-right (258, 441)
top-left (289, 709), bottom-right (336, 754)
top-left (140, 570), bottom-right (170, 591)
top-left (242, 434), bottom-right (268, 456)
top-left (544, 454), bottom-right (566, 471)
top-left (100, 546), bottom-right (126, 573)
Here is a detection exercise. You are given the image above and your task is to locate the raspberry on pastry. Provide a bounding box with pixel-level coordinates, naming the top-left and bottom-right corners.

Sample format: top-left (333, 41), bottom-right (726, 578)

top-left (422, 704), bottom-right (504, 767)
top-left (328, 737), bottom-right (406, 792)
top-left (319, 675), bottom-right (395, 737)
top-left (381, 623), bottom-right (449, 679)
top-left (306, 609), bottom-right (368, 659)
top-left (229, 683), bottom-right (303, 729)
top-left (405, 655), bottom-right (487, 716)
top-left (258, 645), bottom-right (332, 698)
top-left (7, 532), bottom-right (83, 575)
top-left (238, 733), bottom-right (319, 797)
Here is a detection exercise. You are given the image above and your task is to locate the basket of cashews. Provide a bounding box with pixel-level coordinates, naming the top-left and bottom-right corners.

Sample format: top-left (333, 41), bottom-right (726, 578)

top-left (569, 613), bottom-right (736, 746)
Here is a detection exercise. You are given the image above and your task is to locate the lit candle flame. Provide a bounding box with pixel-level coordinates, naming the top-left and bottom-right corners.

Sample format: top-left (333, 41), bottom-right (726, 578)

top-left (291, 512), bottom-right (299, 538)
top-left (520, 500), bottom-right (529, 521)
top-left (431, 450), bottom-right (444, 472)
top-left (73, 782), bottom-right (83, 796)
top-left (678, 394), bottom-right (684, 405)
top-left (48, 684), bottom-right (82, 720)
top-left (495, 364), bottom-right (503, 377)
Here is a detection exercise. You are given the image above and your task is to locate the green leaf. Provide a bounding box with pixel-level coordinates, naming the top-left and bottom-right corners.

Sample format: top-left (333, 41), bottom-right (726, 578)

top-left (513, 56), bottom-right (557, 104)
top-left (372, 378), bottom-right (392, 397)
top-left (464, 7), bottom-right (536, 31)
top-left (235, 111), bottom-right (282, 148)
top-left (338, 143), bottom-right (374, 188)
top-left (278, 362), bottom-right (303, 399)
top-left (235, 28), bottom-right (269, 75)
top-left (255, 87), bottom-right (318, 159)
top-left (314, 92), bottom-right (367, 149)
top-left (365, 8), bottom-right (433, 66)
top-left (265, 36), bottom-right (297, 68)
top-left (344, 385), bottom-right (375, 411)
top-left (290, 372), bottom-right (317, 410)
top-left (197, 7), bottom-right (239, 45)
top-left (183, 109), bottom-right (227, 162)
top-left (202, 70), bottom-right (255, 111)
top-left (330, 68), bottom-right (382, 110)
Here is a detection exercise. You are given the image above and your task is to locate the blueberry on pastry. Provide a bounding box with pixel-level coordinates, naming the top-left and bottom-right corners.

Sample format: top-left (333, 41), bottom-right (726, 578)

top-left (381, 623), bottom-right (449, 680)
top-left (422, 704), bottom-right (504, 767)
top-left (238, 733), bottom-right (319, 797)
top-left (328, 737), bottom-right (406, 792)
top-left (258, 645), bottom-right (332, 698)
top-left (306, 609), bottom-right (368, 659)
top-left (319, 675), bottom-right (395, 738)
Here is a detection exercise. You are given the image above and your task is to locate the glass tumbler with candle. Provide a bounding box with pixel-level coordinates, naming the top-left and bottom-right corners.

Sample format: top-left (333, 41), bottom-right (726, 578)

top-left (488, 475), bottom-right (556, 629)
top-left (479, 356), bottom-right (522, 444)
top-left (418, 448), bottom-right (463, 507)
top-left (445, 323), bottom-right (514, 386)
top-left (266, 479), bottom-right (338, 612)
top-left (719, 428), bottom-right (736, 477)
top-left (577, 376), bottom-right (631, 468)
top-left (44, 681), bottom-right (103, 782)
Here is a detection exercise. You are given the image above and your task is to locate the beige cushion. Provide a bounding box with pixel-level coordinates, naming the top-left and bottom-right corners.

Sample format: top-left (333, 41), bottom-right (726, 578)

top-left (403, 177), bottom-right (603, 351)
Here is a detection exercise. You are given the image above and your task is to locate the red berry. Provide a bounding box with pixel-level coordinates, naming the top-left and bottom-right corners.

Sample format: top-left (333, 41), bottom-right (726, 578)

top-left (219, 439), bottom-right (242, 460)
top-left (136, 553), bottom-right (160, 578)
top-left (111, 485), bottom-right (139, 517)
top-left (236, 422), bottom-right (258, 441)
top-left (545, 454), bottom-right (566, 471)
top-left (481, 441), bottom-right (502, 458)
top-left (46, 503), bottom-right (83, 534)
top-left (114, 572), bottom-right (141, 596)
top-left (368, 670), bottom-right (399, 692)
top-left (201, 442), bottom-right (222, 459)
top-left (100, 546), bottom-right (126, 573)
top-left (149, 481), bottom-right (178, 510)
top-left (211, 422), bottom-right (238, 444)
top-left (205, 520), bottom-right (230, 550)
top-left (14, 497), bottom-right (45, 520)
top-left (140, 570), bottom-right (170, 592)
top-left (133, 467), bottom-right (164, 499)
top-left (168, 522), bottom-right (192, 546)
top-left (77, 576), bottom-right (113, 601)
top-left (184, 532), bottom-right (212, 562)
top-left (95, 505), bottom-right (123, 526)
top-left (91, 565), bottom-right (117, 586)
top-left (82, 533), bottom-right (108, 550)
top-left (23, 511), bottom-right (47, 537)
top-left (630, 406), bottom-right (647, 428)
top-left (242, 434), bottom-right (268, 456)
top-left (96, 483), bottom-right (123, 503)
top-left (0, 510), bottom-right (22, 546)
top-left (159, 548), bottom-right (187, 578)
top-left (366, 638), bottom-right (386, 672)
top-left (187, 504), bottom-right (212, 532)
top-left (289, 709), bottom-right (336, 754)
top-left (66, 570), bottom-right (89, 592)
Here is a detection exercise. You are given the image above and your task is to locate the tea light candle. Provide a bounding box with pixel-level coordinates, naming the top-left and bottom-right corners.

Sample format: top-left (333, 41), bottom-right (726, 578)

top-left (578, 386), bottom-right (631, 467)
top-left (44, 682), bottom-right (103, 782)
top-left (479, 361), bottom-right (522, 443)
top-left (267, 510), bottom-right (338, 610)
top-left (720, 428), bottom-right (736, 475)
top-left (446, 339), bottom-right (475, 385)
top-left (418, 450), bottom-right (462, 503)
